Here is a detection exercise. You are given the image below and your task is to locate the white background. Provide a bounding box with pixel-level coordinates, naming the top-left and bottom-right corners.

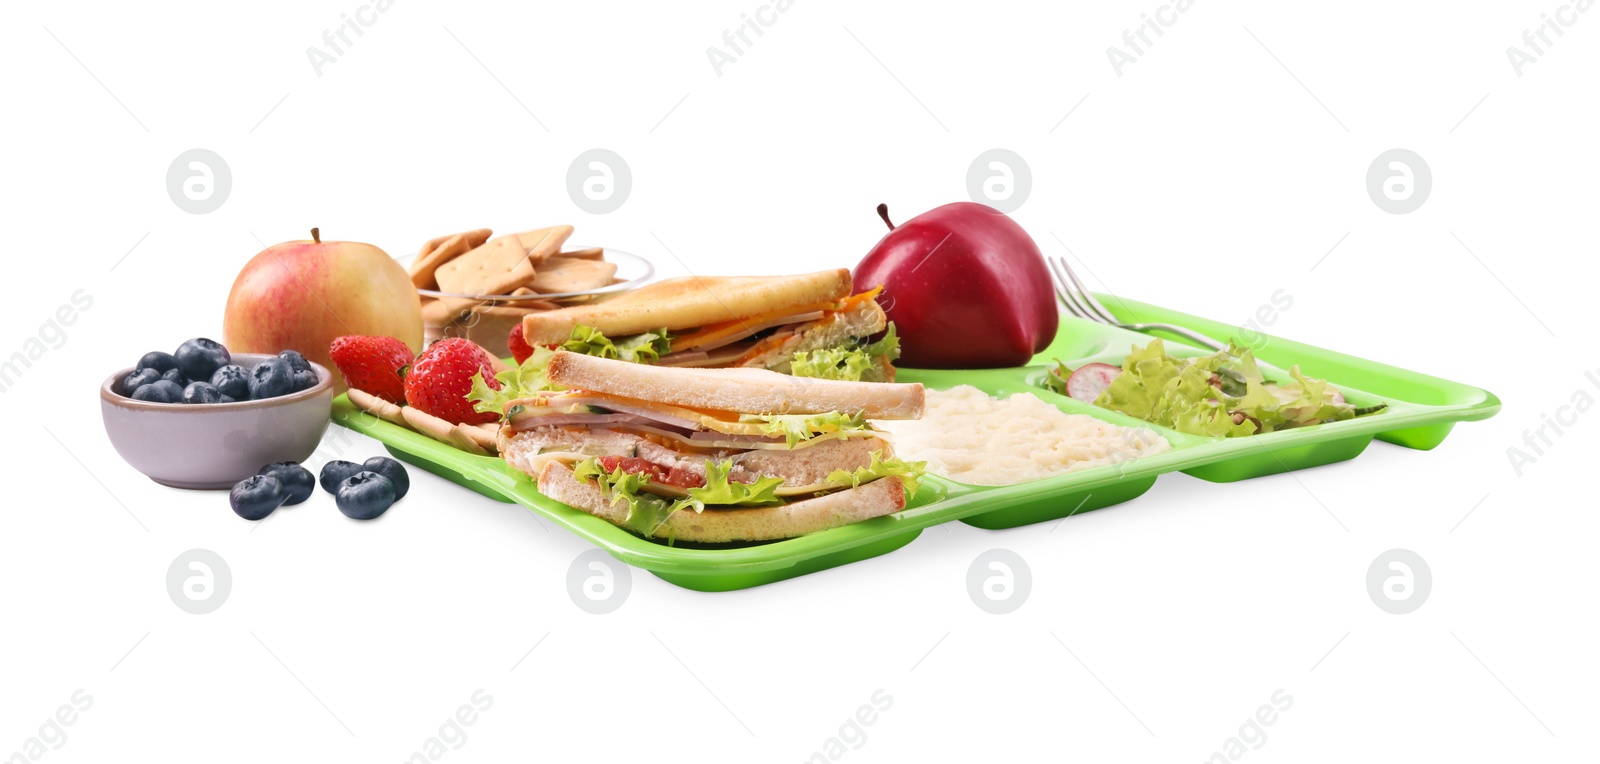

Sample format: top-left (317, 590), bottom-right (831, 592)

top-left (2, 0), bottom-right (1596, 761)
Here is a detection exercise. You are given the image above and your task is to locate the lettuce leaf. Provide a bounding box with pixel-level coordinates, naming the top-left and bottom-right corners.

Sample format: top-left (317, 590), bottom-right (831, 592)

top-left (740, 410), bottom-right (870, 448)
top-left (791, 347), bottom-right (878, 381)
top-left (861, 322), bottom-right (901, 361)
top-left (1092, 339), bottom-right (1378, 438)
top-left (1043, 360), bottom-right (1071, 396)
top-left (573, 458), bottom-right (677, 537)
top-left (467, 346), bottom-right (562, 419)
top-left (573, 458), bottom-right (787, 537)
top-left (825, 450), bottom-right (927, 500)
top-left (668, 460), bottom-right (784, 514)
top-left (790, 323), bottom-right (900, 382)
top-left (562, 324), bottom-right (672, 364)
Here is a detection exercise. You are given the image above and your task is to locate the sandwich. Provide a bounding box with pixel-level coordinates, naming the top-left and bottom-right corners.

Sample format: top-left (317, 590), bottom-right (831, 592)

top-left (517, 268), bottom-right (901, 381)
top-left (485, 350), bottom-right (926, 544)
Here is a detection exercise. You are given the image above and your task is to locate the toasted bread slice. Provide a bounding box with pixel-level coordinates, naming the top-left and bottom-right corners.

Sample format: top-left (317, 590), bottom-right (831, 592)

top-left (520, 269), bottom-right (853, 346)
top-left (543, 350), bottom-right (924, 419)
top-left (537, 461), bottom-right (906, 542)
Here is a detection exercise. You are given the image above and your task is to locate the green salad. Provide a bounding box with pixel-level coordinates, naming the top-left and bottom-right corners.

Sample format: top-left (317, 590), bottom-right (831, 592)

top-left (1045, 339), bottom-right (1386, 438)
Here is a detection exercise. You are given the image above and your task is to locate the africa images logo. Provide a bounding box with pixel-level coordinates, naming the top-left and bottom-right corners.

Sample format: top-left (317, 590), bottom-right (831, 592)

top-left (1505, 1), bottom-right (1594, 77)
top-left (704, 0), bottom-right (799, 76)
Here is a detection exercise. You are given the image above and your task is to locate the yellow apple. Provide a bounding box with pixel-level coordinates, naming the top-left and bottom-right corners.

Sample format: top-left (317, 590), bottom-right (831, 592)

top-left (224, 228), bottom-right (422, 392)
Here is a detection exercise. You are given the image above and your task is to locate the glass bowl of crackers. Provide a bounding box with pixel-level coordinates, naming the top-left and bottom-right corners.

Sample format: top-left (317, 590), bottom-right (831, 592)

top-left (404, 225), bottom-right (653, 357)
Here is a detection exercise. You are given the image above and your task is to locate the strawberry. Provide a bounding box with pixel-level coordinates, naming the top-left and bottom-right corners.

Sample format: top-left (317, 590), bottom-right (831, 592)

top-left (404, 338), bottom-right (501, 425)
top-left (507, 323), bottom-right (535, 365)
top-left (328, 335), bottom-right (413, 403)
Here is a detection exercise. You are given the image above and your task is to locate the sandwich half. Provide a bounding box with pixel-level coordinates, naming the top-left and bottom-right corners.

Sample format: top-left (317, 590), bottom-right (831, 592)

top-left (518, 268), bottom-right (901, 381)
top-left (493, 350), bottom-right (926, 543)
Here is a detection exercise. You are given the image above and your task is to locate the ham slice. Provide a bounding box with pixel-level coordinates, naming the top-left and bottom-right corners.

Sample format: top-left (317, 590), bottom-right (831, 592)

top-left (527, 395), bottom-right (703, 430)
top-left (658, 342), bottom-right (762, 368)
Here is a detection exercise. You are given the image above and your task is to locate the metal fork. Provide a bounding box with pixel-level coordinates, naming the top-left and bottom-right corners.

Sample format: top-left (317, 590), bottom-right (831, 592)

top-left (1047, 255), bottom-right (1226, 351)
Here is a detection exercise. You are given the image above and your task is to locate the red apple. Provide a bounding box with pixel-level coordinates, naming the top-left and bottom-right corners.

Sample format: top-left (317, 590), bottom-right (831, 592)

top-left (224, 228), bottom-right (422, 392)
top-left (853, 202), bottom-right (1057, 368)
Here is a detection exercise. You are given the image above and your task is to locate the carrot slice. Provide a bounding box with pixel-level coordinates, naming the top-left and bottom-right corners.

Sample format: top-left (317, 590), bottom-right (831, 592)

top-left (671, 300), bottom-right (837, 351)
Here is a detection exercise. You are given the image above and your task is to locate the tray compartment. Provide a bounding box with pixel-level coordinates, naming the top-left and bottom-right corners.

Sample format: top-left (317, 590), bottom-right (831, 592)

top-left (1025, 320), bottom-right (1479, 482)
top-left (892, 366), bottom-right (1194, 529)
top-left (1045, 298), bottom-right (1502, 452)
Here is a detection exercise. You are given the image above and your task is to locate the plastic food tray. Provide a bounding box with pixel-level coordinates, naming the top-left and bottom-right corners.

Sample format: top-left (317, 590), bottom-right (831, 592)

top-left (330, 297), bottom-right (1499, 591)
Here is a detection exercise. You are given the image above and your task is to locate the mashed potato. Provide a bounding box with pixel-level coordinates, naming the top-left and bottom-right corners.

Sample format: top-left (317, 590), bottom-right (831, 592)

top-left (874, 385), bottom-right (1170, 486)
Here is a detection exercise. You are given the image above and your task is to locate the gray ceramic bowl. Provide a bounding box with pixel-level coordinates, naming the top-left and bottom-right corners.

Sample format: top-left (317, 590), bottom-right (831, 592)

top-left (100, 353), bottom-right (334, 489)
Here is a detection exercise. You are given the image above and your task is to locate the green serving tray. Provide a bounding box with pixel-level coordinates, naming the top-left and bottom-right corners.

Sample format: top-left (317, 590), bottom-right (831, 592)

top-left (330, 297), bottom-right (1499, 591)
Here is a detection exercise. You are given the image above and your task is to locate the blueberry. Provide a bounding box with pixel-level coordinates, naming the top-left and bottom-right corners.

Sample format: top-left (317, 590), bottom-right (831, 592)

top-left (210, 364), bottom-right (250, 400)
top-left (182, 381), bottom-right (224, 404)
top-left (230, 475), bottom-right (286, 520)
top-left (292, 369), bottom-right (319, 392)
top-left (279, 350), bottom-right (313, 374)
top-left (248, 357), bottom-right (293, 400)
top-left (335, 471), bottom-right (396, 520)
top-left (258, 461), bottom-right (315, 505)
top-left (218, 394), bottom-right (236, 403)
top-left (120, 368), bottom-right (161, 396)
top-left (131, 379), bottom-right (183, 403)
top-left (361, 456), bottom-right (410, 501)
top-left (161, 368), bottom-right (189, 388)
top-left (135, 351), bottom-right (178, 375)
top-left (319, 460), bottom-right (364, 494)
top-left (175, 338), bottom-right (231, 383)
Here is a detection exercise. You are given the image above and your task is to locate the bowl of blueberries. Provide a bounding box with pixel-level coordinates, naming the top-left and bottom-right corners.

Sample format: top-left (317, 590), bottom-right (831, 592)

top-left (100, 337), bottom-right (333, 489)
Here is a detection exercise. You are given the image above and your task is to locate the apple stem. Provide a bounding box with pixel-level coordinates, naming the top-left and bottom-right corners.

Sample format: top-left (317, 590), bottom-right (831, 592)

top-left (311, 227), bottom-right (321, 244)
top-left (876, 204), bottom-right (895, 230)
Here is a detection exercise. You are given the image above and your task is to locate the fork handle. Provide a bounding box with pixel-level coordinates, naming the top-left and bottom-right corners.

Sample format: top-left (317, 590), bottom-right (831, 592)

top-left (1126, 323), bottom-right (1227, 352)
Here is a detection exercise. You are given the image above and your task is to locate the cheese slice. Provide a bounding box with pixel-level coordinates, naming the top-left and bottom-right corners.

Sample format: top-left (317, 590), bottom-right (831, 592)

top-left (671, 303), bottom-right (836, 352)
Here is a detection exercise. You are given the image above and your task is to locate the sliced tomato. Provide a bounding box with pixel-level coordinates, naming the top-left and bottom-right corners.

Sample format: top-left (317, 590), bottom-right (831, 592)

top-left (596, 455), bottom-right (706, 489)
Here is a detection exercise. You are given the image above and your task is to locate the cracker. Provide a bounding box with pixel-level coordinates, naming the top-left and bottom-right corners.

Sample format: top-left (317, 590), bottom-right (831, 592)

top-left (401, 405), bottom-right (458, 446)
top-left (447, 426), bottom-right (492, 456)
top-left (557, 247), bottom-right (604, 261)
top-left (411, 228), bottom-right (492, 289)
top-left (400, 406), bottom-right (489, 455)
top-left (435, 235), bottom-right (536, 296)
top-left (455, 423), bottom-right (498, 454)
top-left (532, 256), bottom-right (618, 294)
top-left (348, 387), bottom-right (408, 427)
top-left (420, 227), bottom-right (492, 256)
top-left (511, 225), bottom-right (574, 266)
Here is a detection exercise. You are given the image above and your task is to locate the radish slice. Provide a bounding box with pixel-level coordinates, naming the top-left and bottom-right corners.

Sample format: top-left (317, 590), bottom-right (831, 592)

top-left (1066, 363), bottom-right (1122, 403)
